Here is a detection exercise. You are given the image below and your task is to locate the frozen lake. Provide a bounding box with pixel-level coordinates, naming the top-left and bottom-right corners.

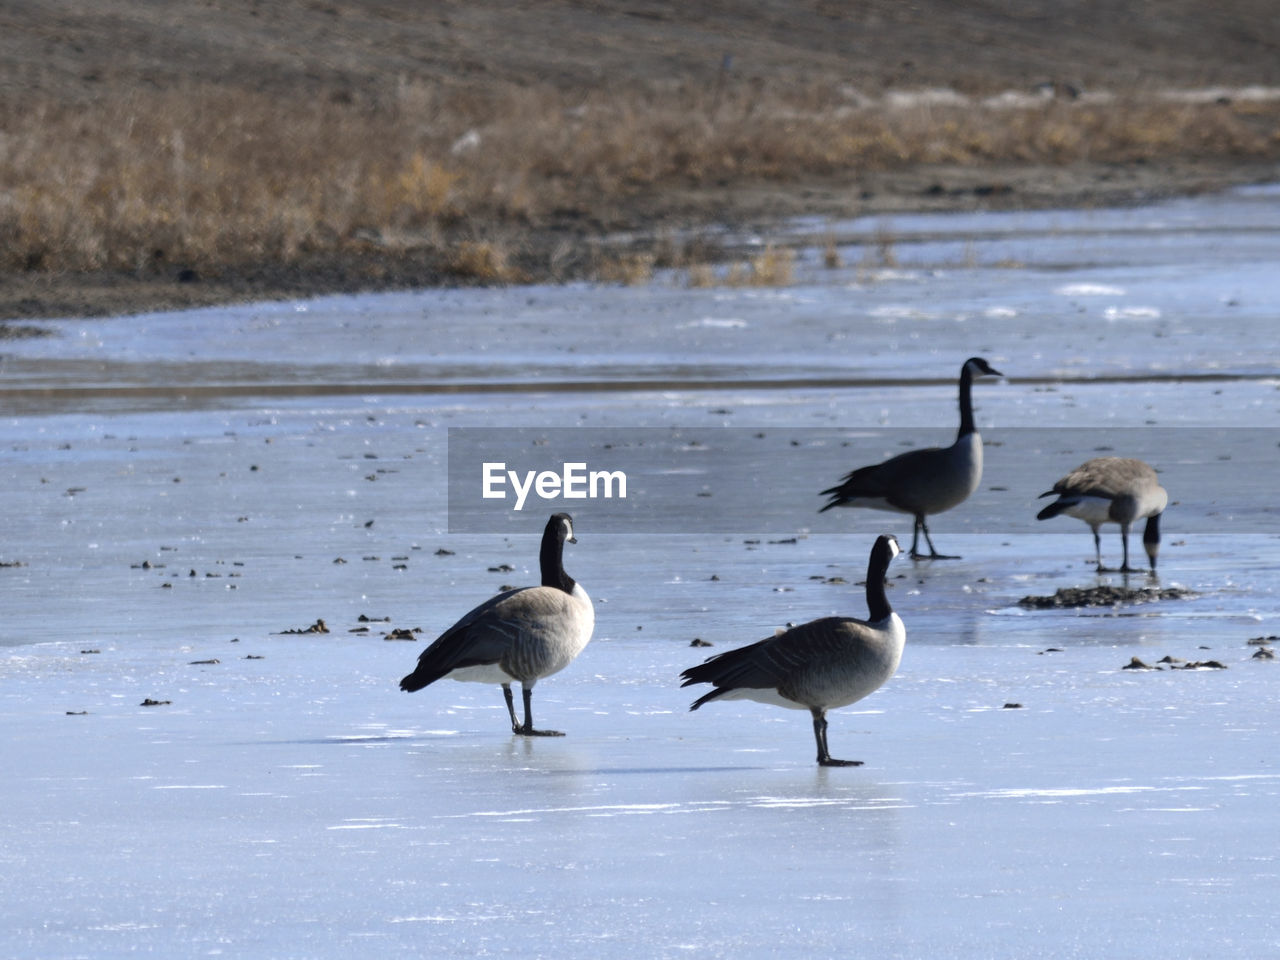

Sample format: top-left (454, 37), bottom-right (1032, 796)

top-left (2, 187), bottom-right (1279, 958)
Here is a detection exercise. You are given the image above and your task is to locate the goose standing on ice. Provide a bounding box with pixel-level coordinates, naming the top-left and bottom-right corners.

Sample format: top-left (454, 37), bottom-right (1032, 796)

top-left (820, 357), bottom-right (1002, 559)
top-left (1036, 457), bottom-right (1167, 572)
top-left (680, 534), bottom-right (904, 767)
top-left (399, 512), bottom-right (595, 736)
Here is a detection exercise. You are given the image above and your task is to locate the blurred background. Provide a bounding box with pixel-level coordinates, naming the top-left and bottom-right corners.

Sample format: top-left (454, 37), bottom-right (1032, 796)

top-left (3, 0), bottom-right (1278, 320)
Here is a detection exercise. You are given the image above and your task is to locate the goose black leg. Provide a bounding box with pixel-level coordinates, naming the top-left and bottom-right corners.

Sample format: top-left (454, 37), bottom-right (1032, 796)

top-left (811, 707), bottom-right (861, 767)
top-left (1096, 536), bottom-right (1117, 572)
top-left (1117, 524), bottom-right (1138, 573)
top-left (914, 516), bottom-right (959, 560)
top-left (502, 683), bottom-right (520, 732)
top-left (515, 685), bottom-right (565, 737)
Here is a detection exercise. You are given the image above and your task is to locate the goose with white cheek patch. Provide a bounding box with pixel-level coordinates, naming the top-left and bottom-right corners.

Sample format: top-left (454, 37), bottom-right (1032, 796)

top-left (1036, 457), bottom-right (1167, 573)
top-left (399, 512), bottom-right (594, 736)
top-left (680, 534), bottom-right (904, 767)
top-left (820, 357), bottom-right (1002, 559)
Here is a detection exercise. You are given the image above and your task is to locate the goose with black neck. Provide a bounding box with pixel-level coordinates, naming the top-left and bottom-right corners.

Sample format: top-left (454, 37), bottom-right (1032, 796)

top-left (399, 512), bottom-right (595, 737)
top-left (680, 534), bottom-right (905, 767)
top-left (820, 357), bottom-right (1002, 559)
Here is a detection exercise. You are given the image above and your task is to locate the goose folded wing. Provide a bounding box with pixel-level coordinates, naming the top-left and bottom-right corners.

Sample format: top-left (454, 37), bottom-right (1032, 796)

top-left (681, 620), bottom-right (849, 691)
top-left (412, 587), bottom-right (532, 674)
top-left (1057, 459), bottom-right (1156, 499)
top-left (823, 446), bottom-right (940, 498)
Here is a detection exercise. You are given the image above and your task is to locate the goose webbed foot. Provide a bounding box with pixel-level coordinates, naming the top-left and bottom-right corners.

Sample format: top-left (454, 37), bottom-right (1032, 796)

top-left (818, 756), bottom-right (864, 767)
top-left (911, 520), bottom-right (958, 560)
top-left (514, 724), bottom-right (565, 737)
top-left (811, 708), bottom-right (861, 767)
top-left (912, 549), bottom-right (960, 561)
top-left (514, 688), bottom-right (564, 737)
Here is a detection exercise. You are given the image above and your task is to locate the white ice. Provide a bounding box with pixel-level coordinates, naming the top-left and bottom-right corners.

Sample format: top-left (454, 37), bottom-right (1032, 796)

top-left (3, 186), bottom-right (1280, 958)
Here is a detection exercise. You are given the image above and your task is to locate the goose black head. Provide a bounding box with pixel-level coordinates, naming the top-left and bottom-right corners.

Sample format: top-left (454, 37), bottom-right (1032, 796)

top-left (548, 512), bottom-right (577, 545)
top-left (1142, 512), bottom-right (1161, 570)
top-left (872, 533), bottom-right (902, 567)
top-left (540, 513), bottom-right (579, 593)
top-left (963, 357), bottom-right (1003, 379)
top-left (864, 534), bottom-right (902, 621)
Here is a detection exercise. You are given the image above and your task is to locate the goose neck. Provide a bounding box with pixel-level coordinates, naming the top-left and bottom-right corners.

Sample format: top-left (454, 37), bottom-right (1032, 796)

top-left (539, 528), bottom-right (576, 594)
top-left (957, 366), bottom-right (977, 439)
top-left (864, 544), bottom-right (894, 622)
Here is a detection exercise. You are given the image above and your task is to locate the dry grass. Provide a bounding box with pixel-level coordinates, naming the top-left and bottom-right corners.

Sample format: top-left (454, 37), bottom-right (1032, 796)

top-left (871, 225), bottom-right (900, 269)
top-left (685, 264), bottom-right (718, 288)
top-left (822, 233), bottom-right (843, 270)
top-left (443, 240), bottom-right (525, 283)
top-left (679, 244), bottom-right (795, 288)
top-left (594, 252), bottom-right (655, 286)
top-left (743, 245), bottom-right (796, 286)
top-left (2, 79), bottom-right (1278, 281)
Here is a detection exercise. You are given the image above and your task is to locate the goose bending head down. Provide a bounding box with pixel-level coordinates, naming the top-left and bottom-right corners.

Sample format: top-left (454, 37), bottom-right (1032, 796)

top-left (820, 357), bottom-right (1002, 560)
top-left (680, 534), bottom-right (905, 767)
top-left (399, 512), bottom-right (595, 736)
top-left (1036, 457), bottom-right (1167, 573)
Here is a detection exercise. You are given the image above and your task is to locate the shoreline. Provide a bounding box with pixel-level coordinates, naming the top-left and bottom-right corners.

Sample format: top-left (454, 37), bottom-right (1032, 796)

top-left (3, 158), bottom-right (1275, 325)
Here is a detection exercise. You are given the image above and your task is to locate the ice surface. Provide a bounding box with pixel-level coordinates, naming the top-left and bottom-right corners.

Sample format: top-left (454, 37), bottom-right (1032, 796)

top-left (2, 187), bottom-right (1280, 958)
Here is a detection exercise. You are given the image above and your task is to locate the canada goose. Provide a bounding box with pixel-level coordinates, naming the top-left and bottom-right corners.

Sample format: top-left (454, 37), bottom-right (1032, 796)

top-left (399, 512), bottom-right (595, 736)
top-left (820, 357), bottom-right (1002, 559)
top-left (1036, 457), bottom-right (1167, 572)
top-left (680, 534), bottom-right (904, 767)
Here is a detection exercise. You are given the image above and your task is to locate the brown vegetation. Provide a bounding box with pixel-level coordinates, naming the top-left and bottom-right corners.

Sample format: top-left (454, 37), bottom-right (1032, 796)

top-left (6, 82), bottom-right (1277, 278)
top-left (2, 0), bottom-right (1279, 317)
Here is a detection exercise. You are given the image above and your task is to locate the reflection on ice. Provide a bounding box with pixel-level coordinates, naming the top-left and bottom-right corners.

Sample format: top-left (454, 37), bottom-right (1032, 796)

top-left (1054, 283), bottom-right (1128, 296)
top-left (955, 784), bottom-right (1200, 800)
